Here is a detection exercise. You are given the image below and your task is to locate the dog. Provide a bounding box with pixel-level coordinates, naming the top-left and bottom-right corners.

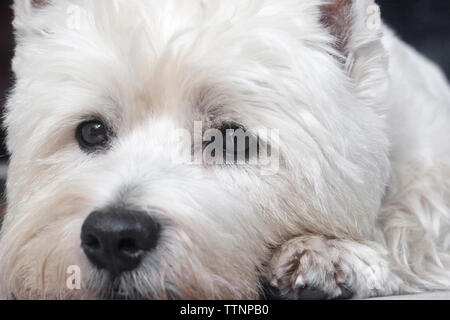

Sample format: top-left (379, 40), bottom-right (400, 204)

top-left (0, 0), bottom-right (449, 300)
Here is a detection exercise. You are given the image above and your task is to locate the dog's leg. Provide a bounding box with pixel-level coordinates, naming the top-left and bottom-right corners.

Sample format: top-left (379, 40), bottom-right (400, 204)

top-left (268, 235), bottom-right (402, 299)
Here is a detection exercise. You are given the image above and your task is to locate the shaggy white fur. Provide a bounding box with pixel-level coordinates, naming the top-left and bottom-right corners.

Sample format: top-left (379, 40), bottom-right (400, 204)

top-left (0, 0), bottom-right (448, 299)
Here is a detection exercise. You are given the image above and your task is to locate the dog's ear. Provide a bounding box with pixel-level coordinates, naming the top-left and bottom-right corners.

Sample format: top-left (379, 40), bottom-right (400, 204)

top-left (12, 0), bottom-right (54, 35)
top-left (13, 0), bottom-right (52, 14)
top-left (319, 0), bottom-right (382, 55)
top-left (319, 0), bottom-right (354, 53)
top-left (30, 0), bottom-right (51, 7)
top-left (320, 0), bottom-right (387, 113)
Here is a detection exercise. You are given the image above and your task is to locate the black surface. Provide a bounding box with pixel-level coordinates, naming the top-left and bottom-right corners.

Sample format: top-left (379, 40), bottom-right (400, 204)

top-left (0, 0), bottom-right (13, 160)
top-left (378, 0), bottom-right (450, 81)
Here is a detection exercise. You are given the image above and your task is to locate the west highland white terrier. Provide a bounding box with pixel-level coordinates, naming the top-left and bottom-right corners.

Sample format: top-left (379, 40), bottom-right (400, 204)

top-left (0, 0), bottom-right (449, 300)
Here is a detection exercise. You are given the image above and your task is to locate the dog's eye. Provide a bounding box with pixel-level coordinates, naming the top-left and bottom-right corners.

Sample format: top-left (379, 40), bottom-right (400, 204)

top-left (219, 123), bottom-right (248, 150)
top-left (76, 120), bottom-right (109, 151)
top-left (219, 123), bottom-right (258, 163)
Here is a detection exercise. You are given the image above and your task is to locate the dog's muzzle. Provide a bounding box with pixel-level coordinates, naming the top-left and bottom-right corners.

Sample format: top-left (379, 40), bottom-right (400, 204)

top-left (81, 208), bottom-right (161, 277)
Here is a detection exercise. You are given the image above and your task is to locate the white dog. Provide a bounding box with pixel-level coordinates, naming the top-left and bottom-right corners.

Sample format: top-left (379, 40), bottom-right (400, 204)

top-left (0, 0), bottom-right (449, 300)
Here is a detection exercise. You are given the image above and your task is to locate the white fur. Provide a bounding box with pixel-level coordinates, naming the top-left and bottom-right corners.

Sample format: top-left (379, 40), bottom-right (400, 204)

top-left (0, 0), bottom-right (449, 299)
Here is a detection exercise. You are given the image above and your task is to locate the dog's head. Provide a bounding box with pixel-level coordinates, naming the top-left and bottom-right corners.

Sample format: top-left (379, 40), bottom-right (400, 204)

top-left (0, 0), bottom-right (390, 299)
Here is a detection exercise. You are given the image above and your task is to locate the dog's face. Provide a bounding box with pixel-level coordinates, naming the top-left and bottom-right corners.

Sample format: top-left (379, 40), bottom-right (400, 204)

top-left (0, 0), bottom-right (390, 299)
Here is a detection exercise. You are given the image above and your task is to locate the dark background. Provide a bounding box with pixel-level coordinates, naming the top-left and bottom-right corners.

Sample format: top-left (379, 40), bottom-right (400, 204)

top-left (0, 0), bottom-right (449, 159)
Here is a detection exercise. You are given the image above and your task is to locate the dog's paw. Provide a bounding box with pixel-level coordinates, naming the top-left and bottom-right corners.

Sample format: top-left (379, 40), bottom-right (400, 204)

top-left (268, 236), bottom-right (353, 300)
top-left (268, 235), bottom-right (401, 300)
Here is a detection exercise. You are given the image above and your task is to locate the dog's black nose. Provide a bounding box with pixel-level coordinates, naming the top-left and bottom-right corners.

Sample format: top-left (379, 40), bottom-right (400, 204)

top-left (81, 208), bottom-right (160, 276)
